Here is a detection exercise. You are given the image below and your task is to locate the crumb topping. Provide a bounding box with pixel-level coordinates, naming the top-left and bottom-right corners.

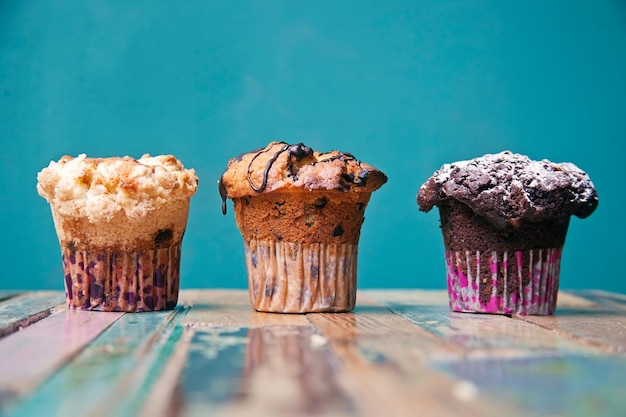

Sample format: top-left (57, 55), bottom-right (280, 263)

top-left (37, 154), bottom-right (198, 222)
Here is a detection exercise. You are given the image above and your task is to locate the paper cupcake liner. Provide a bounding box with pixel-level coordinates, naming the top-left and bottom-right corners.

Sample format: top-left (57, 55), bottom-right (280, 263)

top-left (61, 242), bottom-right (181, 312)
top-left (445, 248), bottom-right (562, 315)
top-left (244, 239), bottom-right (358, 313)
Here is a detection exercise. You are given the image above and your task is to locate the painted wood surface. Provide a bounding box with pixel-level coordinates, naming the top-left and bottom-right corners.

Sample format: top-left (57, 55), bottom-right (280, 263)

top-left (0, 290), bottom-right (625, 417)
top-left (5, 307), bottom-right (188, 417)
top-left (0, 309), bottom-right (123, 410)
top-left (0, 291), bottom-right (21, 303)
top-left (0, 291), bottom-right (65, 338)
top-left (367, 290), bottom-right (626, 417)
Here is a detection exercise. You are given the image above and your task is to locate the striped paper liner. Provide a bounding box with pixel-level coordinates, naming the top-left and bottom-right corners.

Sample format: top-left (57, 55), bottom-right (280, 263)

top-left (61, 242), bottom-right (181, 312)
top-left (244, 239), bottom-right (358, 313)
top-left (445, 248), bottom-right (562, 315)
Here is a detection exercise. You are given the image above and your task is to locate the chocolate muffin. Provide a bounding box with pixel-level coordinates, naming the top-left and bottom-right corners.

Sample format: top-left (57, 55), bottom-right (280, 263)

top-left (219, 141), bottom-right (387, 313)
top-left (418, 151), bottom-right (598, 315)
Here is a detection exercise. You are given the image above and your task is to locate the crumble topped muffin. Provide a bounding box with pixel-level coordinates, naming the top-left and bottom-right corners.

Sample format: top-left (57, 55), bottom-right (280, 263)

top-left (37, 154), bottom-right (198, 312)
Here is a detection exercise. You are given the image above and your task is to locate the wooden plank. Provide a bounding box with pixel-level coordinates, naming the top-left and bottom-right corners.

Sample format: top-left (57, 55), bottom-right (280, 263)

top-left (0, 309), bottom-right (123, 409)
top-left (140, 325), bottom-right (194, 417)
top-left (365, 290), bottom-right (601, 356)
top-left (0, 291), bottom-right (65, 338)
top-left (368, 290), bottom-right (626, 417)
top-left (569, 289), bottom-right (626, 311)
top-left (430, 354), bottom-right (626, 417)
top-left (145, 290), bottom-right (315, 417)
top-left (182, 289), bottom-right (310, 327)
top-left (515, 290), bottom-right (626, 354)
top-left (0, 290), bottom-right (22, 302)
top-left (5, 306), bottom-right (188, 417)
top-left (306, 293), bottom-right (523, 417)
top-left (167, 325), bottom-right (358, 417)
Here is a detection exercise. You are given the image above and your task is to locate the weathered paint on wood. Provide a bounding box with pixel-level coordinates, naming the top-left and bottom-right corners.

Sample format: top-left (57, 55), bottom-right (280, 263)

top-left (5, 307), bottom-right (187, 417)
top-left (570, 289), bottom-right (626, 311)
top-left (172, 325), bottom-right (357, 417)
top-left (516, 292), bottom-right (626, 354)
top-left (0, 309), bottom-right (123, 409)
top-left (367, 290), bottom-right (626, 416)
top-left (366, 290), bottom-right (602, 356)
top-left (147, 290), bottom-right (314, 417)
top-left (307, 294), bottom-right (523, 417)
top-left (0, 291), bottom-right (65, 338)
top-left (2, 289), bottom-right (626, 417)
top-left (431, 354), bottom-right (626, 417)
top-left (0, 291), bottom-right (21, 302)
top-left (182, 289), bottom-right (310, 327)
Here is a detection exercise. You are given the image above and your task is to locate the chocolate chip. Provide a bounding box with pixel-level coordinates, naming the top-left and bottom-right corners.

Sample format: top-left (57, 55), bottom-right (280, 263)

top-left (356, 202), bottom-right (364, 211)
top-left (314, 197), bottom-right (328, 208)
top-left (154, 229), bottom-right (173, 247)
top-left (341, 173), bottom-right (355, 183)
top-left (356, 170), bottom-right (369, 186)
top-left (273, 202), bottom-right (286, 216)
top-left (288, 143), bottom-right (313, 161)
top-left (333, 225), bottom-right (344, 237)
top-left (305, 214), bottom-right (316, 227)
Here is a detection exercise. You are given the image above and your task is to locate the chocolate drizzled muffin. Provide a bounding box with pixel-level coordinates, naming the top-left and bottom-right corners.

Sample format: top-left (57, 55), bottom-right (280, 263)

top-left (220, 141), bottom-right (387, 313)
top-left (37, 154), bottom-right (198, 312)
top-left (418, 151), bottom-right (598, 315)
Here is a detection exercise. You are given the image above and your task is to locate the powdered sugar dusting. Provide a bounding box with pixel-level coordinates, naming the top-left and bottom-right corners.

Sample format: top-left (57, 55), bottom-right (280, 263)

top-left (417, 151), bottom-right (598, 228)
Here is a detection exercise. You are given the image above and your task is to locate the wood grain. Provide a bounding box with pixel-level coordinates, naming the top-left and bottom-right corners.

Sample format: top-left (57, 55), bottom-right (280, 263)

top-left (366, 290), bottom-right (626, 416)
top-left (516, 290), bottom-right (626, 354)
top-left (0, 290), bottom-right (21, 302)
top-left (365, 290), bottom-right (601, 357)
top-left (0, 309), bottom-right (122, 409)
top-left (182, 289), bottom-right (310, 327)
top-left (2, 289), bottom-right (626, 417)
top-left (157, 290), bottom-right (320, 417)
top-left (306, 293), bottom-right (524, 417)
top-left (6, 307), bottom-right (188, 417)
top-left (0, 291), bottom-right (65, 338)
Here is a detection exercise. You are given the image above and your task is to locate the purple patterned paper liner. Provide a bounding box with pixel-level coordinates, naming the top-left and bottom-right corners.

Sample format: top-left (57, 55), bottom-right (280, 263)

top-left (62, 242), bottom-right (181, 312)
top-left (244, 239), bottom-right (358, 313)
top-left (445, 248), bottom-right (562, 315)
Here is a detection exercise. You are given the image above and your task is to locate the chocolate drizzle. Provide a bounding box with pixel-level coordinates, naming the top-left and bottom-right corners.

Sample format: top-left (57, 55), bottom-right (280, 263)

top-left (246, 142), bottom-right (288, 192)
top-left (316, 152), bottom-right (360, 165)
top-left (219, 141), bottom-right (365, 215)
top-left (244, 142), bottom-right (314, 199)
top-left (219, 176), bottom-right (228, 215)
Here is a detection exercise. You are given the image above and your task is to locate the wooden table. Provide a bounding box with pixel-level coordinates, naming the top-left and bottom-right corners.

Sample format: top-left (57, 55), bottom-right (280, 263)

top-left (1, 290), bottom-right (625, 417)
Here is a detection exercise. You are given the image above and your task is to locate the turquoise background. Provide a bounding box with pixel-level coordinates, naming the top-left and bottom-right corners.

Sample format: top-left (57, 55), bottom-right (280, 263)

top-left (1, 1), bottom-right (625, 293)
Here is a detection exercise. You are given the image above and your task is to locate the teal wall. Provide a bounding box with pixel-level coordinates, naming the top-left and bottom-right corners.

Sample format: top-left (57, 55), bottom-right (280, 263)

top-left (1, 1), bottom-right (625, 293)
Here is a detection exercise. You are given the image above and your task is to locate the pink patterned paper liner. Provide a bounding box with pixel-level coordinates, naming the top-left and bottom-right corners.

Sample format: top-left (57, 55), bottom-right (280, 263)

top-left (61, 242), bottom-right (181, 312)
top-left (244, 239), bottom-right (358, 313)
top-left (445, 248), bottom-right (562, 315)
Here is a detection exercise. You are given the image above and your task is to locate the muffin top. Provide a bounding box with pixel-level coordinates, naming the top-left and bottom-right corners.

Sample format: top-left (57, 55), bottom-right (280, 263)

top-left (37, 154), bottom-right (198, 222)
top-left (417, 151), bottom-right (598, 228)
top-left (219, 141), bottom-right (388, 214)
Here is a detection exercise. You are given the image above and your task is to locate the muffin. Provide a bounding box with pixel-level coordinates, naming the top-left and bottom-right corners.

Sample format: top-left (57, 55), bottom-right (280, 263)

top-left (219, 141), bottom-right (387, 313)
top-left (417, 151), bottom-right (598, 315)
top-left (37, 154), bottom-right (198, 312)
